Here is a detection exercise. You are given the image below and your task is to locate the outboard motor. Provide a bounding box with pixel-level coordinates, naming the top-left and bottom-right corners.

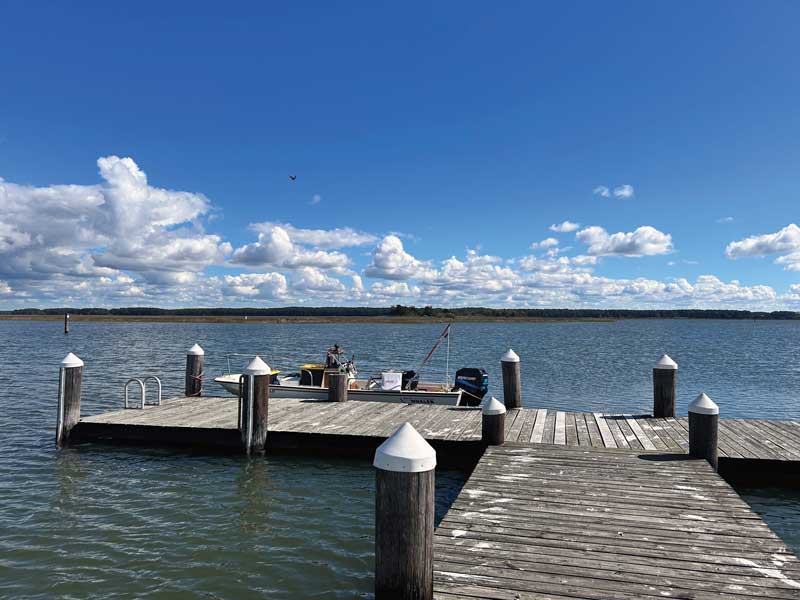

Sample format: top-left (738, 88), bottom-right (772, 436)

top-left (452, 368), bottom-right (489, 406)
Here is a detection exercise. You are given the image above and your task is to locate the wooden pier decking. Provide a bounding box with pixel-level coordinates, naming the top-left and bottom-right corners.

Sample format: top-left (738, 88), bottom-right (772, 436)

top-left (75, 396), bottom-right (800, 464)
top-left (433, 444), bottom-right (800, 599)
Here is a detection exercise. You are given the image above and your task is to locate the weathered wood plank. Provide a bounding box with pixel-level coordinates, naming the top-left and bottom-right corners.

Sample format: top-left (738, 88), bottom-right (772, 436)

top-left (530, 409), bottom-right (548, 444)
top-left (434, 445), bottom-right (800, 600)
top-left (591, 412), bottom-right (617, 448)
top-left (553, 411), bottom-right (566, 445)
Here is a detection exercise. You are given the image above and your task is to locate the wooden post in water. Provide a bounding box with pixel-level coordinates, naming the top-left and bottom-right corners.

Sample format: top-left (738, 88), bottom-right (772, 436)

top-left (374, 423), bottom-right (435, 600)
top-left (64, 312), bottom-right (69, 335)
top-left (56, 352), bottom-right (83, 447)
top-left (185, 343), bottom-right (204, 397)
top-left (689, 392), bottom-right (719, 471)
top-left (240, 356), bottom-right (271, 454)
top-left (482, 396), bottom-right (506, 445)
top-left (328, 371), bottom-right (348, 402)
top-left (653, 354), bottom-right (678, 418)
top-left (501, 348), bottom-right (521, 409)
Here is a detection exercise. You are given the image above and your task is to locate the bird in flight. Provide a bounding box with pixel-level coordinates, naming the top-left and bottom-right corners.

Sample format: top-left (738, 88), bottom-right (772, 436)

top-left (289, 175), bottom-right (297, 181)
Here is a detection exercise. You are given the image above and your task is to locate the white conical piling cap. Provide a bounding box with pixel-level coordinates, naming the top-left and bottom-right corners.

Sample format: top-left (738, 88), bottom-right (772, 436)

top-left (243, 355), bottom-right (271, 375)
top-left (60, 352), bottom-right (84, 368)
top-left (373, 422), bottom-right (436, 473)
top-left (482, 397), bottom-right (507, 416)
top-left (689, 392), bottom-right (719, 415)
top-left (655, 354), bottom-right (678, 370)
top-left (187, 344), bottom-right (205, 356)
top-left (501, 348), bottom-right (520, 363)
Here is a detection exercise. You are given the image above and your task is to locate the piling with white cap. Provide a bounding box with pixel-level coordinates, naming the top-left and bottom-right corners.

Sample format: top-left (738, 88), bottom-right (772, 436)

top-left (56, 352), bottom-right (84, 447)
top-left (240, 355), bottom-right (271, 454)
top-left (689, 392), bottom-right (719, 471)
top-left (482, 397), bottom-right (507, 446)
top-left (501, 348), bottom-right (521, 409)
top-left (374, 423), bottom-right (435, 600)
top-left (185, 343), bottom-right (204, 397)
top-left (653, 354), bottom-right (678, 418)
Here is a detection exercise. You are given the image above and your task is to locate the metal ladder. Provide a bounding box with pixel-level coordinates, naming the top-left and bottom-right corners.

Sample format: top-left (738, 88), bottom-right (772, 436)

top-left (124, 376), bottom-right (162, 409)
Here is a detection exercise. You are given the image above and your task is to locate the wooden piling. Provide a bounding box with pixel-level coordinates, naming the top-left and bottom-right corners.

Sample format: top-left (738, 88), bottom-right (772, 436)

top-left (185, 343), bottom-right (204, 397)
top-left (327, 371), bottom-right (348, 402)
top-left (64, 312), bottom-right (69, 335)
top-left (482, 396), bottom-right (506, 445)
top-left (501, 349), bottom-right (521, 409)
top-left (653, 354), bottom-right (677, 418)
top-left (374, 423), bottom-right (436, 600)
top-left (240, 356), bottom-right (270, 454)
top-left (56, 352), bottom-right (83, 447)
top-left (689, 392), bottom-right (719, 471)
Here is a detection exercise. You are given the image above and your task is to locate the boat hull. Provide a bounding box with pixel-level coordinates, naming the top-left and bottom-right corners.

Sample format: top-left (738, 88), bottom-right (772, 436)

top-left (213, 375), bottom-right (462, 406)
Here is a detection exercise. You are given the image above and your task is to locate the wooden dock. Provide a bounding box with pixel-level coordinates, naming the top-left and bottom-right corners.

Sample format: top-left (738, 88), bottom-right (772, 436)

top-left (433, 444), bottom-right (800, 599)
top-left (75, 396), bottom-right (800, 465)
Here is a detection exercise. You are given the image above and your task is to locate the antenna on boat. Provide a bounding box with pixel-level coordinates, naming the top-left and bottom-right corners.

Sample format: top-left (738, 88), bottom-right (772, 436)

top-left (445, 323), bottom-right (451, 386)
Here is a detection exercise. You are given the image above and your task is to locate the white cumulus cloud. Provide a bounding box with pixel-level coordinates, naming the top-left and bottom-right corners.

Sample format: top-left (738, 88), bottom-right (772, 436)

top-left (576, 225), bottom-right (673, 257)
top-left (364, 235), bottom-right (437, 281)
top-left (549, 221), bottom-right (580, 233)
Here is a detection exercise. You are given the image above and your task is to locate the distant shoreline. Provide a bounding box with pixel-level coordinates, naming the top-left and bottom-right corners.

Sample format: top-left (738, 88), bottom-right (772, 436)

top-left (2, 305), bottom-right (798, 323)
top-left (0, 314), bottom-right (616, 324)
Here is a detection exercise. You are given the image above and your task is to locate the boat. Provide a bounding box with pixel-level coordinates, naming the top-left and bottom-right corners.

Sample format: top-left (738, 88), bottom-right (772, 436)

top-left (213, 327), bottom-right (490, 406)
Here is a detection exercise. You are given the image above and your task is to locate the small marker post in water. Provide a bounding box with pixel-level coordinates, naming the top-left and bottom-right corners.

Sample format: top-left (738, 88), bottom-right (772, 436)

top-left (482, 397), bottom-right (507, 446)
top-left (501, 348), bottom-right (521, 409)
top-left (374, 423), bottom-right (435, 600)
top-left (185, 344), bottom-right (204, 397)
top-left (653, 354), bottom-right (677, 418)
top-left (240, 356), bottom-right (271, 454)
top-left (56, 352), bottom-right (83, 447)
top-left (64, 312), bottom-right (69, 335)
top-left (689, 392), bottom-right (719, 471)
top-left (327, 371), bottom-right (348, 402)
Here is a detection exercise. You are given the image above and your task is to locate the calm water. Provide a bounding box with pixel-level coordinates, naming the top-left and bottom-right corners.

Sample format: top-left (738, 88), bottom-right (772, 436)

top-left (0, 319), bottom-right (799, 597)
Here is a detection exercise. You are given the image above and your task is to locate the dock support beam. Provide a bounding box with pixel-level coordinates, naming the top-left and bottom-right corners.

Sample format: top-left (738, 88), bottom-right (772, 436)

top-left (501, 348), bottom-right (521, 409)
top-left (653, 354), bottom-right (677, 417)
top-left (56, 352), bottom-right (83, 447)
top-left (689, 392), bottom-right (719, 471)
top-left (240, 356), bottom-right (271, 454)
top-left (482, 397), bottom-right (506, 445)
top-left (374, 423), bottom-right (435, 600)
top-left (328, 371), bottom-right (348, 402)
top-left (185, 343), bottom-right (204, 397)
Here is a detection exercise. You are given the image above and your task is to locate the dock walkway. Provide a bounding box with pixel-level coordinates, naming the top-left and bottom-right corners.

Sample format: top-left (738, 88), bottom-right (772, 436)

top-left (76, 396), bottom-right (800, 463)
top-left (434, 444), bottom-right (800, 599)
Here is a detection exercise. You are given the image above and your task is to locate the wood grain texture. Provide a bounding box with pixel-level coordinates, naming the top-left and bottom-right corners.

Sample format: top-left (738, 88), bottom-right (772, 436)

top-left (434, 444), bottom-right (800, 600)
top-left (56, 365), bottom-right (82, 447)
top-left (376, 468), bottom-right (434, 600)
top-left (653, 367), bottom-right (677, 417)
top-left (501, 361), bottom-right (521, 409)
top-left (481, 412), bottom-right (505, 446)
top-left (76, 398), bottom-right (800, 463)
top-left (185, 353), bottom-right (203, 397)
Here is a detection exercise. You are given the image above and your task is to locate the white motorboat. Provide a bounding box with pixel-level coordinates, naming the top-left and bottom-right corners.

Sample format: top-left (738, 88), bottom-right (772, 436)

top-left (213, 329), bottom-right (489, 407)
top-left (214, 370), bottom-right (464, 405)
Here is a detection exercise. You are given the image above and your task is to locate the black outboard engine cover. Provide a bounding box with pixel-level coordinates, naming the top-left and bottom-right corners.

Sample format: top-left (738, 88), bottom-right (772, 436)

top-left (453, 368), bottom-right (489, 406)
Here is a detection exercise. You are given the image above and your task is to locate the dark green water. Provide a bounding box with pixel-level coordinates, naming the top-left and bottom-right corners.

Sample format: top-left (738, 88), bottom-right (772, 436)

top-left (0, 319), bottom-right (798, 597)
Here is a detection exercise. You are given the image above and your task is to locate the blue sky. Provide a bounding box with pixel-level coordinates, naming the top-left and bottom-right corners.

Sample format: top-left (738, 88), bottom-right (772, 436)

top-left (1, 2), bottom-right (799, 308)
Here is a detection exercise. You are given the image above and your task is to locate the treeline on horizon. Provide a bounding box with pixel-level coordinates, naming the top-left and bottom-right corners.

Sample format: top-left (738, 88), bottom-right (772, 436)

top-left (3, 305), bottom-right (800, 320)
